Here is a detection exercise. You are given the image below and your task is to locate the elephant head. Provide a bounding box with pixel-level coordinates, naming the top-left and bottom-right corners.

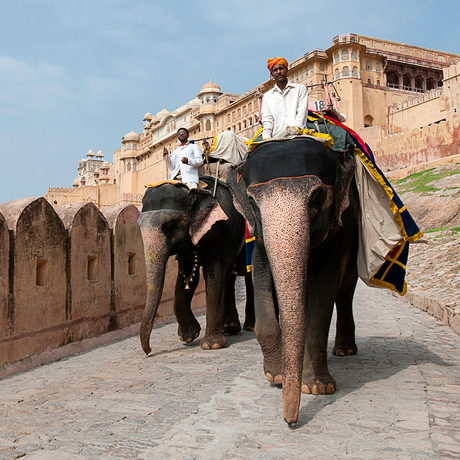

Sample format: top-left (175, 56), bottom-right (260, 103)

top-left (137, 182), bottom-right (228, 355)
top-left (227, 138), bottom-right (356, 424)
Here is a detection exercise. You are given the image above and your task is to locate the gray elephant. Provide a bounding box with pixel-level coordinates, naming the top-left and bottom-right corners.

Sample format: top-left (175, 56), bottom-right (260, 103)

top-left (137, 177), bottom-right (254, 355)
top-left (227, 137), bottom-right (359, 425)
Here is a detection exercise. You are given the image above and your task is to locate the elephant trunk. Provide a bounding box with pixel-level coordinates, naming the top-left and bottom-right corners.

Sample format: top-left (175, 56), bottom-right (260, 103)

top-left (138, 220), bottom-right (169, 355)
top-left (261, 193), bottom-right (310, 425)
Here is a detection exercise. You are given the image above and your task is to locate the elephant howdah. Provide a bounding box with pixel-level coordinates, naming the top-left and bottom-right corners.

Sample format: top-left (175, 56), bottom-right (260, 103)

top-left (228, 137), bottom-right (360, 425)
top-left (137, 176), bottom-right (254, 356)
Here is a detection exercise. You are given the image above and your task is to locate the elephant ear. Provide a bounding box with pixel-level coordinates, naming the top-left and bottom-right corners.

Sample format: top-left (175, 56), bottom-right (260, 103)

top-left (334, 147), bottom-right (356, 226)
top-left (227, 165), bottom-right (256, 236)
top-left (189, 188), bottom-right (228, 245)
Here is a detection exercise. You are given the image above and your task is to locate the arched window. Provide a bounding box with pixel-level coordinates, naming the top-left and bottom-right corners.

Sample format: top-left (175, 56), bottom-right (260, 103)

top-left (243, 106), bottom-right (247, 115)
top-left (237, 108), bottom-right (241, 119)
top-left (415, 76), bottom-right (424, 91)
top-left (342, 66), bottom-right (350, 77)
top-left (320, 62), bottom-right (325, 71)
top-left (376, 62), bottom-right (381, 72)
top-left (364, 115), bottom-right (374, 127)
top-left (249, 117), bottom-right (253, 127)
top-left (352, 67), bottom-right (359, 77)
top-left (351, 49), bottom-right (358, 61)
top-left (367, 78), bottom-right (372, 85)
top-left (341, 48), bottom-right (349, 60)
top-left (127, 162), bottom-right (131, 172)
top-left (243, 120), bottom-right (247, 129)
top-left (366, 60), bottom-right (372, 70)
top-left (205, 120), bottom-right (211, 131)
top-left (335, 68), bottom-right (340, 80)
top-left (334, 51), bottom-right (340, 64)
top-left (227, 114), bottom-right (231, 124)
top-left (377, 79), bottom-right (381, 86)
top-left (403, 74), bottom-right (412, 89)
top-left (387, 71), bottom-right (399, 88)
top-left (232, 111), bottom-right (236, 121)
top-left (248, 102), bottom-right (252, 112)
top-left (238, 123), bottom-right (241, 131)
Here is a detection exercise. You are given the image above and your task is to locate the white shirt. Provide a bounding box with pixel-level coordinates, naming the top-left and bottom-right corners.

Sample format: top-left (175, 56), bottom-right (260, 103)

top-left (261, 82), bottom-right (308, 139)
top-left (167, 142), bottom-right (203, 184)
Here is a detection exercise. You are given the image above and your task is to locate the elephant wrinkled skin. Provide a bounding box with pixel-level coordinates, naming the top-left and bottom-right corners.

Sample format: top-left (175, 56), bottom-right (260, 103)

top-left (138, 177), bottom-right (254, 356)
top-left (227, 138), bottom-right (359, 425)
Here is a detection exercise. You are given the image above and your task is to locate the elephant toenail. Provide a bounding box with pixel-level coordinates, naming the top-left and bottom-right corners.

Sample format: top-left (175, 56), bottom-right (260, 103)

top-left (265, 373), bottom-right (274, 383)
top-left (326, 383), bottom-right (336, 394)
top-left (301, 384), bottom-right (311, 394)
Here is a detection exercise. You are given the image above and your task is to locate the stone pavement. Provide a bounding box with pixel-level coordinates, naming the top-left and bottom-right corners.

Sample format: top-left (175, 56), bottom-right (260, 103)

top-left (1, 280), bottom-right (460, 460)
top-left (402, 233), bottom-right (460, 336)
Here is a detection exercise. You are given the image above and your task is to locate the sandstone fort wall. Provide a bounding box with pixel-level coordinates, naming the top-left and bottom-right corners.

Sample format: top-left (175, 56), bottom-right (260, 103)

top-left (0, 198), bottom-right (205, 375)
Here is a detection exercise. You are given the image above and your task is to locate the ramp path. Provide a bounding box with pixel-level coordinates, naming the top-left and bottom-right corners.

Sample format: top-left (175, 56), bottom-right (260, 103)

top-left (1, 280), bottom-right (460, 459)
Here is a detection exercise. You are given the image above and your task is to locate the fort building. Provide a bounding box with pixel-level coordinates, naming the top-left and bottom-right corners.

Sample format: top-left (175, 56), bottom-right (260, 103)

top-left (46, 33), bottom-right (460, 209)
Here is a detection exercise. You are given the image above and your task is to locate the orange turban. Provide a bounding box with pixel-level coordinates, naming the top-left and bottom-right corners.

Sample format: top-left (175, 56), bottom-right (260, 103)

top-left (266, 57), bottom-right (288, 72)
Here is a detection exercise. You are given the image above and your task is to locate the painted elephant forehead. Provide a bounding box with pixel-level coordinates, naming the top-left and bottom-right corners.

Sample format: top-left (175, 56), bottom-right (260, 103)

top-left (141, 183), bottom-right (190, 212)
top-left (243, 138), bottom-right (337, 187)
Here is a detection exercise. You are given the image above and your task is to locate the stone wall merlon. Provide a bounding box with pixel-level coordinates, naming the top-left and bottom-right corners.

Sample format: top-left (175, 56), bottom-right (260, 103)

top-left (0, 197), bottom-right (43, 232)
top-left (101, 204), bottom-right (137, 229)
top-left (54, 202), bottom-right (106, 230)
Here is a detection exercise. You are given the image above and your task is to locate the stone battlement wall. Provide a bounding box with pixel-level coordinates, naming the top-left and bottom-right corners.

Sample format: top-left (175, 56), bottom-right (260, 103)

top-left (388, 88), bottom-right (444, 114)
top-left (387, 89), bottom-right (446, 135)
top-left (0, 198), bottom-right (205, 375)
top-left (375, 119), bottom-right (460, 171)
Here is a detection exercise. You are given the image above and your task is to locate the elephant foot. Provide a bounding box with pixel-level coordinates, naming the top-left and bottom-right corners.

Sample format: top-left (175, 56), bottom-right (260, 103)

top-left (265, 372), bottom-right (282, 385)
top-left (200, 334), bottom-right (228, 350)
top-left (224, 319), bottom-right (241, 335)
top-left (332, 340), bottom-right (358, 356)
top-left (301, 373), bottom-right (336, 395)
top-left (263, 355), bottom-right (282, 385)
top-left (243, 319), bottom-right (255, 331)
top-left (178, 320), bottom-right (201, 344)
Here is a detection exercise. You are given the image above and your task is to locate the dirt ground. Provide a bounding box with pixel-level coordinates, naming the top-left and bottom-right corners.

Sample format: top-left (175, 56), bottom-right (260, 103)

top-left (390, 163), bottom-right (460, 310)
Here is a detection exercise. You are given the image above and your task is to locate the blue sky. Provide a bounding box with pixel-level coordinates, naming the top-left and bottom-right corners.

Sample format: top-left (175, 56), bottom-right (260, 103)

top-left (1, 0), bottom-right (459, 203)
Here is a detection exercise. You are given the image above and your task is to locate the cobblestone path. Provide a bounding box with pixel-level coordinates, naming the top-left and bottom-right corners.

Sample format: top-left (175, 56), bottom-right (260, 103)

top-left (1, 281), bottom-right (460, 459)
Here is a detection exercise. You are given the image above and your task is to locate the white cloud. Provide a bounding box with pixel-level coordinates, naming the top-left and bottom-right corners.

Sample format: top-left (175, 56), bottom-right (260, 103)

top-left (0, 55), bottom-right (69, 114)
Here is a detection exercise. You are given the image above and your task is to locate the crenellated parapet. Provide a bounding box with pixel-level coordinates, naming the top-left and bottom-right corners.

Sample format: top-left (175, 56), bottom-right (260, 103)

top-left (388, 88), bottom-right (444, 115)
top-left (0, 198), bottom-right (146, 371)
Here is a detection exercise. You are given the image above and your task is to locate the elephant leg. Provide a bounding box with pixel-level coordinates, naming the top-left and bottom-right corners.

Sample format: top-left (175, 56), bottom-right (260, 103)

top-left (252, 243), bottom-right (282, 385)
top-left (243, 272), bottom-right (255, 331)
top-left (200, 258), bottom-right (229, 350)
top-left (333, 269), bottom-right (358, 356)
top-left (174, 256), bottom-right (201, 344)
top-left (224, 273), bottom-right (242, 335)
top-left (301, 251), bottom-right (339, 395)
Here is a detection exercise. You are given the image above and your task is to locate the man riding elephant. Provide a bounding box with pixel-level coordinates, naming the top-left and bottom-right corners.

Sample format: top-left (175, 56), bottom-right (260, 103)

top-left (261, 57), bottom-right (309, 140)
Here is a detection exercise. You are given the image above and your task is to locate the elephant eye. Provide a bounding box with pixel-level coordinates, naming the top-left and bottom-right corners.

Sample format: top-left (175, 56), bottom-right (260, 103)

top-left (162, 218), bottom-right (175, 233)
top-left (310, 189), bottom-right (326, 210)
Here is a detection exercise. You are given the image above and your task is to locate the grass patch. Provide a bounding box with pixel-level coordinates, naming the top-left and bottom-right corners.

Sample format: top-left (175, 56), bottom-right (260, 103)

top-left (426, 226), bottom-right (460, 235)
top-left (392, 168), bottom-right (460, 194)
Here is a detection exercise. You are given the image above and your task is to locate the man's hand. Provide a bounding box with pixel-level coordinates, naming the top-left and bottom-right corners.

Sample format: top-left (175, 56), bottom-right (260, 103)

top-left (163, 147), bottom-right (168, 156)
top-left (181, 157), bottom-right (189, 164)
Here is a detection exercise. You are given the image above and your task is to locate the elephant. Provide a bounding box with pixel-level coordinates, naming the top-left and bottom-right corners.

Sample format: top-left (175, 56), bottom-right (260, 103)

top-left (227, 137), bottom-right (359, 425)
top-left (137, 176), bottom-right (254, 356)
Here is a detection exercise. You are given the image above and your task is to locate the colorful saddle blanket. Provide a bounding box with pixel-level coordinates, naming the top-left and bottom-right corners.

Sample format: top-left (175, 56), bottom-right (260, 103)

top-left (245, 111), bottom-right (422, 295)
